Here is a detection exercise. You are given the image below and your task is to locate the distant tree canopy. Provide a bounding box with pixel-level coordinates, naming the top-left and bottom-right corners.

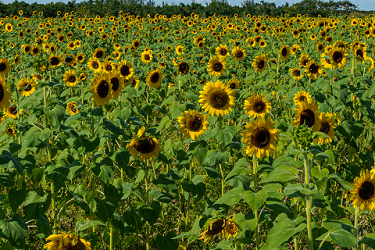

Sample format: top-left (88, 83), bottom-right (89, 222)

top-left (0, 0), bottom-right (364, 18)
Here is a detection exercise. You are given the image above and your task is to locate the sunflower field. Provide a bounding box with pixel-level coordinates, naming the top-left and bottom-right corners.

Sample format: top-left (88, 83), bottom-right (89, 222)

top-left (1, 10), bottom-right (375, 250)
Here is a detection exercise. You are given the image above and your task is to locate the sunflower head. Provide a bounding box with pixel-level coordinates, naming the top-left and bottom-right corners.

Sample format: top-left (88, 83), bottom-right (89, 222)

top-left (330, 48), bottom-right (348, 69)
top-left (146, 69), bottom-right (163, 88)
top-left (216, 44), bottom-right (229, 57)
top-left (279, 45), bottom-right (290, 61)
top-left (315, 112), bottom-right (336, 145)
top-left (252, 54), bottom-right (268, 73)
top-left (63, 69), bottom-right (78, 87)
top-left (207, 56), bottom-right (227, 77)
top-left (0, 76), bottom-right (11, 110)
top-left (0, 58), bottom-right (11, 75)
top-left (199, 218), bottom-right (227, 243)
top-left (199, 80), bottom-right (235, 117)
top-left (244, 93), bottom-right (271, 118)
top-left (109, 70), bottom-right (124, 99)
top-left (178, 62), bottom-right (189, 75)
top-left (232, 47), bottom-right (246, 61)
top-left (93, 48), bottom-right (106, 60)
top-left (117, 60), bottom-right (134, 80)
top-left (305, 60), bottom-right (322, 80)
top-left (17, 77), bottom-right (37, 97)
top-left (126, 136), bottom-right (161, 162)
top-left (293, 100), bottom-right (321, 132)
top-left (44, 232), bottom-right (92, 250)
top-left (66, 101), bottom-right (79, 116)
top-left (89, 72), bottom-right (113, 106)
top-left (178, 110), bottom-right (209, 141)
top-left (350, 170), bottom-right (375, 211)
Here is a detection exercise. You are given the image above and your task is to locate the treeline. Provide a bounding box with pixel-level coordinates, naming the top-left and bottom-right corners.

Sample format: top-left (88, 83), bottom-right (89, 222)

top-left (0, 0), bottom-right (364, 18)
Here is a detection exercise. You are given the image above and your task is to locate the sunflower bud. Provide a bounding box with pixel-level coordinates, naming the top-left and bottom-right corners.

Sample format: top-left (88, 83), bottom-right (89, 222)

top-left (293, 125), bottom-right (314, 149)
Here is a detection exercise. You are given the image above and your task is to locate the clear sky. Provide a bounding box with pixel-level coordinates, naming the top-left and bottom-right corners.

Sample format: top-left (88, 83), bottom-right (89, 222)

top-left (1, 0), bottom-right (374, 11)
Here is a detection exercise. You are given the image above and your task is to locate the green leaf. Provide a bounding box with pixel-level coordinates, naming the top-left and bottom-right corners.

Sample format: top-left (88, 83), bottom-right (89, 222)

top-left (215, 187), bottom-right (244, 206)
top-left (215, 240), bottom-right (232, 250)
top-left (156, 232), bottom-right (179, 250)
top-left (138, 201), bottom-right (162, 225)
top-left (93, 198), bottom-right (115, 223)
top-left (8, 188), bottom-right (26, 212)
top-left (76, 220), bottom-right (104, 232)
top-left (115, 150), bottom-right (130, 170)
top-left (261, 214), bottom-right (306, 250)
top-left (45, 105), bottom-right (65, 129)
top-left (156, 116), bottom-right (172, 133)
top-left (360, 233), bottom-right (375, 248)
top-left (103, 118), bottom-right (126, 136)
top-left (211, 126), bottom-right (236, 146)
top-left (18, 96), bottom-right (39, 109)
top-left (23, 191), bottom-right (51, 220)
top-left (205, 150), bottom-right (230, 166)
top-left (317, 227), bottom-right (359, 248)
top-left (243, 189), bottom-right (268, 212)
top-left (22, 127), bottom-right (50, 148)
top-left (0, 215), bottom-right (28, 248)
top-left (260, 165), bottom-right (299, 183)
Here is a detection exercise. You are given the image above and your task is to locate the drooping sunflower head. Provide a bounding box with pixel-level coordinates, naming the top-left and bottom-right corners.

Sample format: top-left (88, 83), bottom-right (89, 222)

top-left (146, 69), bottom-right (163, 88)
top-left (199, 218), bottom-right (227, 243)
top-left (66, 101), bottom-right (79, 116)
top-left (244, 93), bottom-right (271, 118)
top-left (126, 136), bottom-right (161, 162)
top-left (177, 110), bottom-right (209, 141)
top-left (109, 70), bottom-right (124, 100)
top-left (316, 112), bottom-right (336, 145)
top-left (0, 58), bottom-right (11, 75)
top-left (232, 47), bottom-right (246, 61)
top-left (279, 45), bottom-right (290, 61)
top-left (252, 54), bottom-right (268, 74)
top-left (93, 48), bottom-right (106, 60)
top-left (293, 99), bottom-right (321, 132)
top-left (224, 218), bottom-right (239, 240)
top-left (199, 80), bottom-right (235, 117)
top-left (350, 170), bottom-right (375, 211)
top-left (207, 56), bottom-right (227, 77)
top-left (293, 90), bottom-right (312, 106)
top-left (241, 117), bottom-right (279, 159)
top-left (17, 77), bottom-right (37, 97)
top-left (63, 69), bottom-right (78, 87)
top-left (178, 61), bottom-right (190, 75)
top-left (89, 72), bottom-right (113, 106)
top-left (117, 60), bottom-right (134, 80)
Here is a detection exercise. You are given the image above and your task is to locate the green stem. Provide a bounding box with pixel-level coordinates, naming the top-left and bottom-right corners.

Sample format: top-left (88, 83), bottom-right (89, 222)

top-left (110, 226), bottom-right (113, 250)
top-left (253, 154), bottom-right (259, 250)
top-left (317, 233), bottom-right (330, 250)
top-left (354, 206), bottom-right (359, 238)
top-left (304, 152), bottom-right (313, 250)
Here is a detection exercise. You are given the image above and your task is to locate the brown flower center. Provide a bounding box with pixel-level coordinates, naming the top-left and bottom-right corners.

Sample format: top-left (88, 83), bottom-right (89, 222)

top-left (258, 60), bottom-right (265, 69)
top-left (0, 62), bottom-right (7, 72)
top-left (281, 48), bottom-right (288, 56)
top-left (320, 121), bottom-right (330, 134)
top-left (300, 109), bottom-right (315, 127)
top-left (96, 50), bottom-right (104, 58)
top-left (356, 49), bottom-right (364, 59)
top-left (120, 65), bottom-right (130, 76)
top-left (144, 54), bottom-right (150, 61)
top-left (318, 45), bottom-right (323, 50)
top-left (220, 49), bottom-right (227, 56)
top-left (236, 51), bottom-right (244, 58)
top-left (205, 219), bottom-right (226, 236)
top-left (251, 127), bottom-right (271, 148)
top-left (186, 116), bottom-right (202, 132)
top-left (78, 55), bottom-right (83, 61)
top-left (252, 100), bottom-right (265, 113)
top-left (65, 57), bottom-right (73, 63)
top-left (97, 80), bottom-right (109, 98)
top-left (293, 70), bottom-right (301, 77)
top-left (24, 83), bottom-right (32, 92)
top-left (309, 63), bottom-right (319, 74)
top-left (134, 137), bottom-right (155, 154)
top-left (105, 64), bottom-right (112, 71)
top-left (178, 62), bottom-right (189, 74)
top-left (32, 48), bottom-right (39, 54)
top-left (213, 62), bottom-right (223, 71)
top-left (230, 82), bottom-right (236, 89)
top-left (208, 89), bottom-right (229, 109)
top-left (333, 51), bottom-right (343, 63)
top-left (302, 59), bottom-right (309, 66)
top-left (111, 77), bottom-right (120, 91)
top-left (150, 72), bottom-right (160, 83)
top-left (68, 75), bottom-right (76, 83)
top-left (0, 84), bottom-right (4, 101)
top-left (9, 105), bottom-right (17, 115)
top-left (359, 181), bottom-right (374, 200)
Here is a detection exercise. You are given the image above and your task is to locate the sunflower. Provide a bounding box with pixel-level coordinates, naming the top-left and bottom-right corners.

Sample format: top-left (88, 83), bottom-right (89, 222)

top-left (0, 76), bottom-right (11, 110)
top-left (242, 117), bottom-right (279, 159)
top-left (289, 68), bottom-right (303, 81)
top-left (279, 45), bottom-right (290, 61)
top-left (252, 54), bottom-right (268, 73)
top-left (13, 55), bottom-right (20, 66)
top-left (178, 110), bottom-right (209, 141)
top-left (93, 48), bottom-right (106, 60)
top-left (216, 44), bottom-right (229, 58)
top-left (176, 45), bottom-right (184, 55)
top-left (146, 69), bottom-right (163, 88)
top-left (87, 57), bottom-right (102, 72)
top-left (117, 60), bottom-right (134, 81)
top-left (232, 47), bottom-right (246, 61)
top-left (244, 93), bottom-right (271, 118)
top-left (293, 100), bottom-right (321, 132)
top-left (76, 53), bottom-right (86, 63)
top-left (17, 77), bottom-right (37, 97)
top-left (320, 53), bottom-right (332, 69)
top-left (102, 60), bottom-right (114, 72)
top-left (131, 39), bottom-right (141, 49)
top-left (207, 56), bottom-right (227, 77)
top-left (0, 58), bottom-right (11, 75)
top-left (305, 60), bottom-right (322, 80)
top-left (199, 80), bottom-right (235, 117)
top-left (291, 44), bottom-right (301, 55)
top-left (21, 44), bottom-right (31, 54)
top-left (259, 40), bottom-right (267, 48)
top-left (127, 76), bottom-right (140, 89)
top-left (49, 54), bottom-right (63, 68)
top-left (89, 72), bottom-right (113, 106)
top-left (178, 61), bottom-right (189, 75)
top-left (31, 46), bottom-right (40, 56)
top-left (126, 136), bottom-right (162, 162)
top-left (228, 79), bottom-right (240, 91)
top-left (224, 218), bottom-right (239, 240)
top-left (66, 101), bottom-right (79, 116)
top-left (141, 50), bottom-right (153, 64)
top-left (293, 91), bottom-right (312, 105)
top-left (4, 101), bottom-right (23, 119)
top-left (316, 112), bottom-right (336, 145)
top-left (44, 232), bottom-right (92, 250)
top-left (199, 218), bottom-right (227, 243)
top-left (327, 48), bottom-right (346, 69)
top-left (316, 42), bottom-right (325, 53)
top-left (5, 123), bottom-right (16, 137)
top-left (299, 53), bottom-right (310, 68)
top-left (354, 47), bottom-right (366, 62)
top-left (109, 70), bottom-right (124, 99)
top-left (350, 170), bottom-right (375, 211)
top-left (63, 69), bottom-right (78, 87)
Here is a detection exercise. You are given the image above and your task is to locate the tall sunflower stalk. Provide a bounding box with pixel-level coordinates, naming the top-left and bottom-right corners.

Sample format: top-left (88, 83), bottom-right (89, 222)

top-left (252, 154), bottom-right (260, 250)
top-left (303, 152), bottom-right (313, 250)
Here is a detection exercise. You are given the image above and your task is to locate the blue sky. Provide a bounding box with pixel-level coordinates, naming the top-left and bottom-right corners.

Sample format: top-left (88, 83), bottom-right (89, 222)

top-left (1, 0), bottom-right (374, 11)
